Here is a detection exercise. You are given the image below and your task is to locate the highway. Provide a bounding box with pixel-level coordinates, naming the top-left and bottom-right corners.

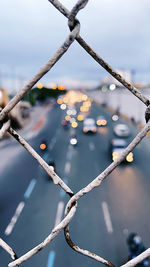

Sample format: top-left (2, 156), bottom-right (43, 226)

top-left (0, 94), bottom-right (150, 267)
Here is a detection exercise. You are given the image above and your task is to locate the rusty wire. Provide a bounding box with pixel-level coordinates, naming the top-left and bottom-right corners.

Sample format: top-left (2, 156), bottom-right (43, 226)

top-left (49, 0), bottom-right (150, 106)
top-left (0, 107), bottom-right (10, 139)
top-left (0, 239), bottom-right (18, 261)
top-left (0, 1), bottom-right (150, 267)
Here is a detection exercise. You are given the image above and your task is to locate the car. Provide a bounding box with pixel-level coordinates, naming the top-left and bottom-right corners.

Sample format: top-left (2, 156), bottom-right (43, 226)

top-left (61, 119), bottom-right (69, 129)
top-left (96, 115), bottom-right (107, 126)
top-left (66, 107), bottom-right (77, 116)
top-left (113, 123), bottom-right (130, 137)
top-left (110, 138), bottom-right (133, 162)
top-left (83, 118), bottom-right (97, 133)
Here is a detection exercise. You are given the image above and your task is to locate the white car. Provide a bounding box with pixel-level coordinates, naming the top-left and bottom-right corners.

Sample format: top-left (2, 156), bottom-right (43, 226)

top-left (83, 118), bottom-right (97, 133)
top-left (110, 139), bottom-right (133, 162)
top-left (113, 123), bottom-right (130, 137)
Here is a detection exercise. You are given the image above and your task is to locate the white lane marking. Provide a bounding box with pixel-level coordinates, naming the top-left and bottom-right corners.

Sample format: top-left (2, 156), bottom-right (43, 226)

top-left (47, 250), bottom-right (56, 267)
top-left (64, 162), bottom-right (71, 174)
top-left (49, 137), bottom-right (57, 150)
top-left (102, 201), bottom-right (113, 233)
top-left (89, 142), bottom-right (95, 151)
top-left (22, 132), bottom-right (37, 140)
top-left (5, 201), bottom-right (25, 236)
top-left (24, 179), bottom-right (36, 199)
top-left (54, 201), bottom-right (64, 228)
top-left (66, 150), bottom-right (72, 161)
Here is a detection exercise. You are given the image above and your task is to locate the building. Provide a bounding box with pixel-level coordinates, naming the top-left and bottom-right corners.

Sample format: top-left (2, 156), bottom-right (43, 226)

top-left (100, 69), bottom-right (133, 89)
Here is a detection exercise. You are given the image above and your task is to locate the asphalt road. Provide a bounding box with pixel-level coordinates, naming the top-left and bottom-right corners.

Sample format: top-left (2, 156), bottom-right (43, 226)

top-left (0, 98), bottom-right (150, 267)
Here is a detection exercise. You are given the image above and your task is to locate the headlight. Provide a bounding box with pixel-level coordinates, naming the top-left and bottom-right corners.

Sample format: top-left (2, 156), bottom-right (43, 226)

top-left (112, 115), bottom-right (119, 121)
top-left (70, 138), bottom-right (77, 145)
top-left (112, 152), bottom-right (119, 161)
top-left (126, 152), bottom-right (133, 162)
top-left (71, 122), bottom-right (78, 128)
top-left (49, 165), bottom-right (54, 171)
top-left (96, 120), bottom-right (101, 126)
top-left (102, 120), bottom-right (107, 126)
top-left (40, 143), bottom-right (47, 150)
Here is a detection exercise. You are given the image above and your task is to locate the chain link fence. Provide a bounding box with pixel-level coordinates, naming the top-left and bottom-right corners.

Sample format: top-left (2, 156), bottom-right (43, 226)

top-left (0, 1), bottom-right (150, 266)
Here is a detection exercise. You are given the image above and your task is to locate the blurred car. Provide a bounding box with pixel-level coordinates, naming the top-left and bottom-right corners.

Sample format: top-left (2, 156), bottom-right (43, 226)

top-left (61, 119), bottom-right (69, 129)
top-left (113, 123), bottom-right (130, 137)
top-left (96, 115), bottom-right (107, 126)
top-left (110, 138), bottom-right (133, 162)
top-left (70, 134), bottom-right (78, 146)
top-left (83, 118), bottom-right (97, 133)
top-left (67, 107), bottom-right (77, 116)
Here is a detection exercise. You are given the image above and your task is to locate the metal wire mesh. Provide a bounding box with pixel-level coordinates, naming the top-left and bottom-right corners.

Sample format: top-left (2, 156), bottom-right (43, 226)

top-left (0, 1), bottom-right (150, 266)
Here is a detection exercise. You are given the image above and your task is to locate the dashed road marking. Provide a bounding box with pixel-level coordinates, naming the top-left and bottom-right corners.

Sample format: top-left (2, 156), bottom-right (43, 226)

top-left (49, 137), bottom-right (56, 150)
top-left (54, 201), bottom-right (64, 228)
top-left (47, 251), bottom-right (56, 267)
top-left (89, 142), bottom-right (95, 151)
top-left (5, 202), bottom-right (25, 236)
top-left (22, 132), bottom-right (37, 140)
top-left (64, 162), bottom-right (71, 174)
top-left (24, 179), bottom-right (36, 199)
top-left (102, 201), bottom-right (113, 233)
top-left (66, 150), bottom-right (72, 161)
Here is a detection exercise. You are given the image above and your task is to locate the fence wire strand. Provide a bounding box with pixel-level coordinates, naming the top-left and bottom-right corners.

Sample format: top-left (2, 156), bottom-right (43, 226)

top-left (0, 1), bottom-right (150, 266)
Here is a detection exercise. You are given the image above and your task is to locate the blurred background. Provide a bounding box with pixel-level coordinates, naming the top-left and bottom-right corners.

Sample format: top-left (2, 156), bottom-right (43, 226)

top-left (0, 1), bottom-right (150, 267)
top-left (0, 0), bottom-right (150, 91)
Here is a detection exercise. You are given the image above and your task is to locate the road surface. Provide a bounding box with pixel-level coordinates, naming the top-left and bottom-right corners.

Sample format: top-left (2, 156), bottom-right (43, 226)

top-left (0, 97), bottom-right (150, 267)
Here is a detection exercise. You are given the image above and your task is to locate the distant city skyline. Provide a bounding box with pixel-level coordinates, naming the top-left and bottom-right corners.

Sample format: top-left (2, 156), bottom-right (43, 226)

top-left (0, 0), bottom-right (150, 91)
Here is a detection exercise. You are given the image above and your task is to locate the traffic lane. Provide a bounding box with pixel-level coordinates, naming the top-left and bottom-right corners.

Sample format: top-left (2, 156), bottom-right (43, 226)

top-left (0, 173), bottom-right (66, 267)
top-left (100, 164), bottom-right (150, 266)
top-left (0, 112), bottom-right (72, 266)
top-left (65, 106), bottom-right (150, 265)
top-left (56, 127), bottom-right (117, 266)
top-left (50, 193), bottom-right (117, 267)
top-left (89, 103), bottom-right (150, 264)
top-left (17, 120), bottom-right (117, 267)
top-left (34, 124), bottom-right (116, 267)
top-left (48, 102), bottom-right (150, 266)
top-left (0, 104), bottom-right (62, 238)
top-left (69, 129), bottom-right (111, 192)
top-left (93, 130), bottom-right (150, 263)
top-left (0, 100), bottom-right (148, 266)
top-left (50, 106), bottom-right (121, 266)
top-left (0, 147), bottom-right (39, 239)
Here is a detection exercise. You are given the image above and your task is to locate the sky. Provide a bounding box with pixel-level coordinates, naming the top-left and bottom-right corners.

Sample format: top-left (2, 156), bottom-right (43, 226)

top-left (0, 0), bottom-right (150, 91)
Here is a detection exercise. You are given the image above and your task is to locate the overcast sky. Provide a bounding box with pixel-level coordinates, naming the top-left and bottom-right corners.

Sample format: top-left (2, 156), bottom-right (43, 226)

top-left (0, 0), bottom-right (150, 91)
